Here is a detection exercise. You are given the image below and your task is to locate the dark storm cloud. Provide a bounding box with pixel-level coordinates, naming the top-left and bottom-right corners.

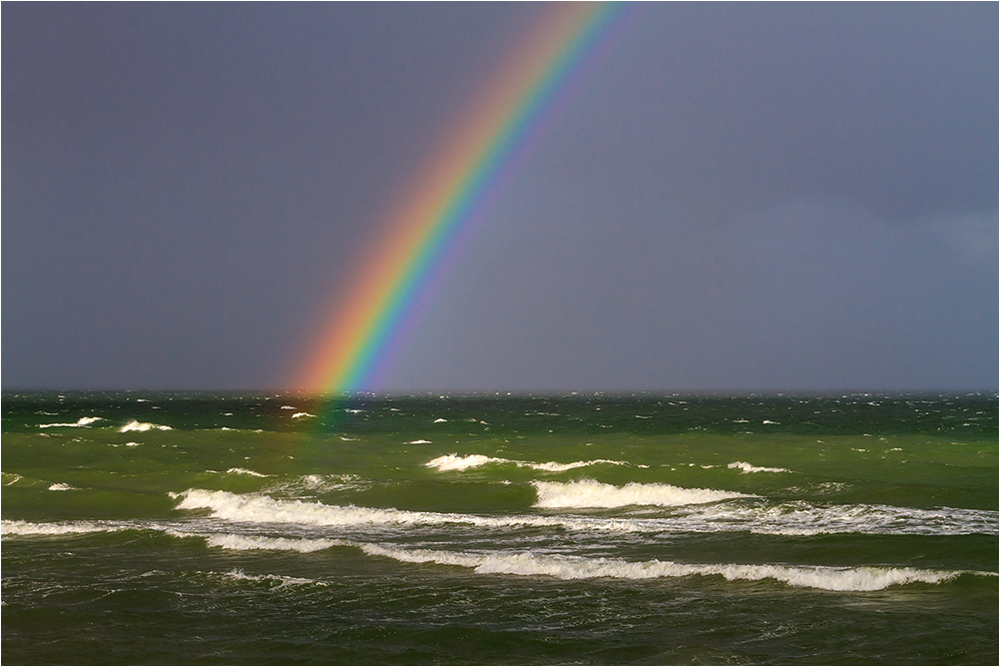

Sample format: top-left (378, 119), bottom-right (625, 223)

top-left (3, 2), bottom-right (996, 391)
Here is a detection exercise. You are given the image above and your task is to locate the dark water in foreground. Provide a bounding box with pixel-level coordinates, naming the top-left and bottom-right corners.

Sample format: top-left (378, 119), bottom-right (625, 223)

top-left (2, 392), bottom-right (997, 664)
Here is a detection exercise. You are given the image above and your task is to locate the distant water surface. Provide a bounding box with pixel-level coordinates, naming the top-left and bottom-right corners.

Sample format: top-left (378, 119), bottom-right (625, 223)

top-left (2, 392), bottom-right (997, 664)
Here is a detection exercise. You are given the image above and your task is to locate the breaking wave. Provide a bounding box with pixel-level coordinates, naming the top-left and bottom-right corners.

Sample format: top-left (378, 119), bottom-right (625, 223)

top-left (728, 461), bottom-right (790, 474)
top-left (532, 479), bottom-right (750, 508)
top-left (170, 489), bottom-right (642, 533)
top-left (225, 468), bottom-right (269, 477)
top-left (167, 530), bottom-right (342, 553)
top-left (160, 531), bottom-right (994, 591)
top-left (167, 488), bottom-right (997, 537)
top-left (426, 453), bottom-right (641, 473)
top-left (120, 420), bottom-right (172, 432)
top-left (39, 417), bottom-right (103, 428)
top-left (1, 520), bottom-right (126, 536)
top-left (355, 544), bottom-right (981, 592)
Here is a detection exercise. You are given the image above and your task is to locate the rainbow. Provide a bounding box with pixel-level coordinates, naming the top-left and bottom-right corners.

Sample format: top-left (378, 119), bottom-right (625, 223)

top-left (296, 2), bottom-right (630, 394)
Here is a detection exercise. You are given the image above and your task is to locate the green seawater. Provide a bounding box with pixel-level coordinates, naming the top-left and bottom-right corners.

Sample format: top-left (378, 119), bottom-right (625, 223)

top-left (2, 392), bottom-right (997, 664)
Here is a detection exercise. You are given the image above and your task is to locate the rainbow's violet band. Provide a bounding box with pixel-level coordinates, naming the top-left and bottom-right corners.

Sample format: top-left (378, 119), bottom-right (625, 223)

top-left (296, 2), bottom-right (630, 394)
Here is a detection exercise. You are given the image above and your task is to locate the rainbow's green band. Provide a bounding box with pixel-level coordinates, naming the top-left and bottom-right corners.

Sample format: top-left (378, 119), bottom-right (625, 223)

top-left (297, 3), bottom-right (630, 395)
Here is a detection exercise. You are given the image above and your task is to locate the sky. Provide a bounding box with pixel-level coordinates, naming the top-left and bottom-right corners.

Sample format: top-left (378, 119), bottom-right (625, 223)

top-left (3, 2), bottom-right (997, 393)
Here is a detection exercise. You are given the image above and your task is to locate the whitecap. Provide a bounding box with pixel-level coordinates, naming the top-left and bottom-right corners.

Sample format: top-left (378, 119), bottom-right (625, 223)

top-left (168, 530), bottom-right (341, 553)
top-left (426, 454), bottom-right (507, 471)
top-left (265, 473), bottom-right (368, 495)
top-left (425, 453), bottom-right (643, 473)
top-left (532, 479), bottom-right (750, 509)
top-left (728, 461), bottom-right (790, 474)
top-left (48, 483), bottom-right (78, 491)
top-left (170, 489), bottom-right (643, 533)
top-left (357, 545), bottom-right (978, 591)
top-left (1, 520), bottom-right (124, 536)
top-left (39, 417), bottom-right (103, 428)
top-left (226, 468), bottom-right (269, 477)
top-left (168, 489), bottom-right (998, 538)
top-left (119, 420), bottom-right (172, 432)
top-left (291, 412), bottom-right (316, 419)
top-left (220, 568), bottom-right (324, 587)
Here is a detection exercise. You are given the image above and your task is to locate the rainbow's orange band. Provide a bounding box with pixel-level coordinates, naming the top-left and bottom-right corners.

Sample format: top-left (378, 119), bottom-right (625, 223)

top-left (294, 2), bottom-right (629, 394)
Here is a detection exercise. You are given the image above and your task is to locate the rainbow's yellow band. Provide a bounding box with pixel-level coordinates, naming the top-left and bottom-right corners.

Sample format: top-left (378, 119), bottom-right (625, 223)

top-left (294, 2), bottom-right (629, 394)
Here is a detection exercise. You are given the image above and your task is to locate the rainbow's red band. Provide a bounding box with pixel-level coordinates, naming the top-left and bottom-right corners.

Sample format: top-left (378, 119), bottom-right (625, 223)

top-left (294, 2), bottom-right (629, 394)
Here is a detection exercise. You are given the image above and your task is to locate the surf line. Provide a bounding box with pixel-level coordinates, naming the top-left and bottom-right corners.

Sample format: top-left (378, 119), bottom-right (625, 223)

top-left (295, 2), bottom-right (632, 395)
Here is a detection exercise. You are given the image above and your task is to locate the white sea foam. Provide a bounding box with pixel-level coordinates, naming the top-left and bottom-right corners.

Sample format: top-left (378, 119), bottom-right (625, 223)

top-left (265, 473), bottom-right (369, 495)
top-left (356, 545), bottom-right (971, 591)
top-left (728, 461), bottom-right (790, 474)
top-left (169, 489), bottom-right (997, 538)
top-left (2, 472), bottom-right (22, 486)
top-left (119, 420), bottom-right (172, 432)
top-left (169, 530), bottom-right (342, 553)
top-left (532, 480), bottom-right (750, 509)
top-left (171, 489), bottom-right (641, 533)
top-left (408, 439), bottom-right (433, 444)
top-left (1, 520), bottom-right (124, 536)
top-left (48, 482), bottom-right (78, 491)
top-left (221, 568), bottom-right (322, 587)
top-left (291, 412), bottom-right (315, 419)
top-left (426, 453), bottom-right (642, 473)
top-left (426, 454), bottom-right (507, 471)
top-left (226, 468), bottom-right (269, 477)
top-left (678, 501), bottom-right (999, 537)
top-left (39, 416), bottom-right (103, 428)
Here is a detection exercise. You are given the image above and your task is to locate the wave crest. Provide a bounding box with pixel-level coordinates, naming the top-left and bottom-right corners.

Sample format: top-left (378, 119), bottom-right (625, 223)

top-left (357, 544), bottom-right (973, 591)
top-left (728, 461), bottom-right (790, 474)
top-left (426, 453), bottom-right (641, 473)
top-left (532, 480), bottom-right (750, 508)
top-left (120, 420), bottom-right (172, 432)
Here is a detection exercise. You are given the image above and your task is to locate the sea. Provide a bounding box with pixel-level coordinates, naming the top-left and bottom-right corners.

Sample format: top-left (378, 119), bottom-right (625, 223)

top-left (2, 391), bottom-right (997, 665)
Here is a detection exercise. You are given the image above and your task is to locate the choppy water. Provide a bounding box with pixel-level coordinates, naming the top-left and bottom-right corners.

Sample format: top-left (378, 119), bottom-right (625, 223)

top-left (2, 392), bottom-right (997, 664)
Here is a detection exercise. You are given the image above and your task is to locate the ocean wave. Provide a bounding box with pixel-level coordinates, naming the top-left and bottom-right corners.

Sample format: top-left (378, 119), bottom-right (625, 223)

top-left (170, 489), bottom-right (643, 533)
top-left (168, 489), bottom-right (997, 537)
top-left (119, 420), bottom-right (172, 432)
top-left (532, 480), bottom-right (750, 508)
top-left (225, 468), bottom-right (269, 477)
top-left (702, 501), bottom-right (999, 537)
top-left (48, 482), bottom-right (78, 491)
top-left (167, 529), bottom-right (342, 553)
top-left (356, 544), bottom-right (979, 591)
top-left (265, 473), bottom-right (369, 495)
top-left (426, 453), bottom-right (642, 473)
top-left (426, 454), bottom-right (506, 471)
top-left (157, 528), bottom-right (992, 591)
top-left (221, 568), bottom-right (325, 587)
top-left (1, 520), bottom-right (126, 536)
top-left (39, 417), bottom-right (103, 428)
top-left (728, 461), bottom-right (790, 474)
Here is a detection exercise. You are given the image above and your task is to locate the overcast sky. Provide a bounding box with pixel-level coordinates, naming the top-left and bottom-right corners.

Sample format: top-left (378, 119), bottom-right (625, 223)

top-left (3, 2), bottom-right (997, 392)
